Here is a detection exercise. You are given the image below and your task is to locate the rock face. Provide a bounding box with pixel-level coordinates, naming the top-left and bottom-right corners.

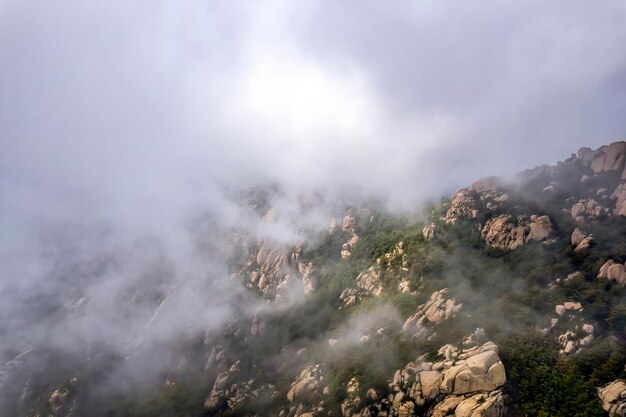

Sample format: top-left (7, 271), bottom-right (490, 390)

top-left (445, 190), bottom-right (479, 224)
top-left (598, 260), bottom-right (626, 286)
top-left (571, 228), bottom-right (594, 255)
top-left (582, 142), bottom-right (626, 174)
top-left (611, 183), bottom-right (626, 217)
top-left (439, 346), bottom-right (506, 395)
top-left (386, 340), bottom-right (506, 417)
top-left (340, 210), bottom-right (359, 258)
top-left (423, 223), bottom-right (436, 240)
top-left (598, 380), bottom-right (626, 416)
top-left (298, 262), bottom-right (316, 294)
top-left (287, 365), bottom-right (324, 402)
top-left (237, 242), bottom-right (291, 300)
top-left (340, 242), bottom-right (409, 307)
top-left (571, 198), bottom-right (611, 222)
top-left (402, 289), bottom-right (462, 337)
top-left (482, 214), bottom-right (553, 250)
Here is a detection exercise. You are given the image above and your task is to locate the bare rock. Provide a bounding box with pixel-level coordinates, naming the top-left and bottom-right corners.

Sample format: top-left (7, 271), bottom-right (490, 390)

top-left (482, 214), bottom-right (553, 250)
top-left (402, 289), bottom-right (462, 337)
top-left (611, 183), bottom-right (626, 217)
top-left (598, 260), bottom-right (626, 286)
top-left (571, 198), bottom-right (610, 222)
top-left (571, 228), bottom-right (593, 255)
top-left (445, 190), bottom-right (479, 224)
top-left (423, 223), bottom-right (436, 240)
top-left (470, 177), bottom-right (500, 192)
top-left (598, 380), bottom-right (626, 416)
top-left (287, 365), bottom-right (323, 402)
top-left (440, 343), bottom-right (506, 395)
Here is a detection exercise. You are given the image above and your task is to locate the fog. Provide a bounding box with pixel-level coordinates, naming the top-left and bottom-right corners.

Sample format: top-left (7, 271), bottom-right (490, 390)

top-left (1, 0), bottom-right (626, 410)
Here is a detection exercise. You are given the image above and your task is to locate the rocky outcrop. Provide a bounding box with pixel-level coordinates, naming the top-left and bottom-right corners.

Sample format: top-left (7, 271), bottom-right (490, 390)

top-left (386, 340), bottom-right (506, 417)
top-left (48, 378), bottom-right (78, 417)
top-left (287, 365), bottom-right (324, 402)
top-left (402, 289), bottom-right (462, 337)
top-left (445, 190), bottom-right (479, 224)
top-left (549, 299), bottom-right (595, 354)
top-left (579, 142), bottom-right (626, 174)
top-left (571, 198), bottom-right (611, 222)
top-left (598, 380), bottom-right (626, 416)
top-left (340, 242), bottom-right (409, 307)
top-left (439, 345), bottom-right (506, 395)
top-left (205, 361), bottom-right (276, 414)
top-left (237, 242), bottom-right (291, 300)
top-left (469, 177), bottom-right (500, 193)
top-left (355, 268), bottom-right (383, 297)
top-left (298, 262), bottom-right (316, 294)
top-left (598, 260), bottom-right (626, 286)
top-left (431, 391), bottom-right (505, 417)
top-left (423, 223), bottom-right (436, 240)
top-left (482, 214), bottom-right (553, 250)
top-left (341, 210), bottom-right (359, 258)
top-left (611, 183), bottom-right (626, 217)
top-left (571, 228), bottom-right (594, 255)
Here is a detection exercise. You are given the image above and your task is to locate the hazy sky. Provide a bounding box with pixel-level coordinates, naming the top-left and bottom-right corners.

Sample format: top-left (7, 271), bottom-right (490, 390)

top-left (2, 0), bottom-right (626, 231)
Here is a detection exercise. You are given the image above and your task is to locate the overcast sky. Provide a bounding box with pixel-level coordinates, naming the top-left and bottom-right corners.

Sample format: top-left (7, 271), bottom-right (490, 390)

top-left (2, 0), bottom-right (626, 232)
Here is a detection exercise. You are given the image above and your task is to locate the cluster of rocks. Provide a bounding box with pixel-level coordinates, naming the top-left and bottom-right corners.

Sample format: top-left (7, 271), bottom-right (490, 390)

top-left (481, 214), bottom-right (553, 250)
top-left (402, 289), bottom-right (463, 338)
top-left (598, 260), bottom-right (626, 286)
top-left (235, 239), bottom-right (316, 301)
top-left (286, 365), bottom-right (324, 402)
top-left (280, 365), bottom-right (328, 417)
top-left (571, 198), bottom-right (611, 222)
top-left (298, 262), bottom-right (316, 294)
top-left (577, 142), bottom-right (626, 218)
top-left (385, 341), bottom-right (506, 417)
top-left (444, 190), bottom-right (479, 224)
top-left (611, 183), bottom-right (626, 217)
top-left (578, 142), bottom-right (626, 176)
top-left (337, 210), bottom-right (360, 259)
top-left (340, 378), bottom-right (381, 417)
top-left (547, 301), bottom-right (595, 355)
top-left (47, 378), bottom-right (78, 417)
top-left (236, 242), bottom-right (291, 300)
top-left (598, 380), bottom-right (626, 417)
top-left (205, 360), bottom-right (277, 413)
top-left (340, 242), bottom-right (410, 307)
top-left (571, 228), bottom-right (594, 255)
top-left (423, 223), bottom-right (436, 240)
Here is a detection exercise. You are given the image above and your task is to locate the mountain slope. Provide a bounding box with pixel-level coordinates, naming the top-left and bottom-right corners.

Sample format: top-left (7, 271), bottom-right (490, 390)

top-left (4, 142), bottom-right (626, 417)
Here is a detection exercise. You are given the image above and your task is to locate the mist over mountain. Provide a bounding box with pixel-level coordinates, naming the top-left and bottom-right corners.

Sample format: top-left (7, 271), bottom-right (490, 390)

top-left (2, 1), bottom-right (626, 417)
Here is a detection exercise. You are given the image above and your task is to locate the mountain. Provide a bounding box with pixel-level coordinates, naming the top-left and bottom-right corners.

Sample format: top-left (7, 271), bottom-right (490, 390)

top-left (3, 142), bottom-right (626, 417)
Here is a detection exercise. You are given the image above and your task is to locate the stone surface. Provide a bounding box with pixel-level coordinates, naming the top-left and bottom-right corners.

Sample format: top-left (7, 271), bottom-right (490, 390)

top-left (402, 289), bottom-right (462, 337)
top-left (599, 260), bottom-right (626, 286)
top-left (482, 214), bottom-right (553, 250)
top-left (598, 380), bottom-right (626, 416)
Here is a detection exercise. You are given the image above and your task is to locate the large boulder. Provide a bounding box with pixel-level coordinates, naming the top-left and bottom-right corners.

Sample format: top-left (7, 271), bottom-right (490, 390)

top-left (588, 142), bottom-right (626, 174)
top-left (439, 343), bottom-right (506, 395)
top-left (598, 380), bottom-right (626, 416)
top-left (482, 214), bottom-right (553, 250)
top-left (445, 189), bottom-right (479, 224)
top-left (571, 228), bottom-right (594, 255)
top-left (571, 198), bottom-right (611, 222)
top-left (611, 183), bottom-right (626, 217)
top-left (598, 260), bottom-right (626, 286)
top-left (423, 223), bottom-right (436, 240)
top-left (402, 289), bottom-right (462, 337)
top-left (287, 365), bottom-right (324, 402)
